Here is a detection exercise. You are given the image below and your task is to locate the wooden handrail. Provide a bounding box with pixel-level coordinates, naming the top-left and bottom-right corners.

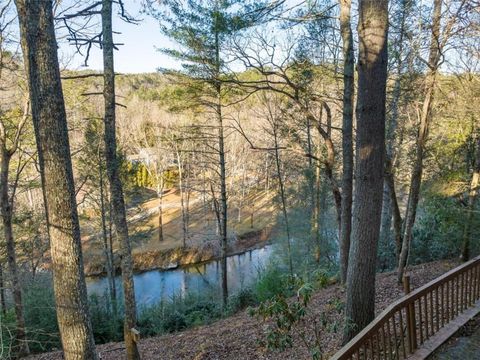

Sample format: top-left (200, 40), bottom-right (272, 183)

top-left (332, 255), bottom-right (480, 360)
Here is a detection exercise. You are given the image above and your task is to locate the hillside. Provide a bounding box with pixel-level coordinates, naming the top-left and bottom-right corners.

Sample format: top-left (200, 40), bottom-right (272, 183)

top-left (25, 259), bottom-right (459, 360)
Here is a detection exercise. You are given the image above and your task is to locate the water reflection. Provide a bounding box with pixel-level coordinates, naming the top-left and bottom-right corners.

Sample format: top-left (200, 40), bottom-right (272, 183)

top-left (86, 246), bottom-right (272, 308)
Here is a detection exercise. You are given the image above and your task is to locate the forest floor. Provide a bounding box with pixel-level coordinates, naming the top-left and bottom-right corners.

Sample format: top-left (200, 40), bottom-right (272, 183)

top-left (79, 187), bottom-right (278, 275)
top-left (25, 259), bottom-right (460, 360)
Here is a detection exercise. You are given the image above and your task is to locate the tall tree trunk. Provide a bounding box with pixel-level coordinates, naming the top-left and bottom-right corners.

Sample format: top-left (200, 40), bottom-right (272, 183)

top-left (176, 149), bottom-right (188, 248)
top-left (385, 157), bottom-right (403, 261)
top-left (0, 264), bottom-right (6, 316)
top-left (462, 136), bottom-right (480, 261)
top-left (101, 1), bottom-right (140, 358)
top-left (339, 0), bottom-right (354, 284)
top-left (15, 1), bottom-right (98, 358)
top-left (344, 0), bottom-right (388, 343)
top-left (380, 0), bottom-right (411, 262)
top-left (213, 16), bottom-right (228, 306)
top-left (306, 117), bottom-right (316, 256)
top-left (397, 0), bottom-right (442, 283)
top-left (216, 98), bottom-right (228, 306)
top-left (309, 105), bottom-right (342, 238)
top-left (273, 124), bottom-right (294, 276)
top-left (185, 162), bottom-right (191, 230)
top-left (157, 181), bottom-right (164, 242)
top-left (0, 149), bottom-right (29, 356)
top-left (99, 158), bottom-right (116, 306)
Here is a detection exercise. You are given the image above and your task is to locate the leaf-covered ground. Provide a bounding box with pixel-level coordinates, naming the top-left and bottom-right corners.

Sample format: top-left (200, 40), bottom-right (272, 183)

top-left (25, 259), bottom-right (458, 360)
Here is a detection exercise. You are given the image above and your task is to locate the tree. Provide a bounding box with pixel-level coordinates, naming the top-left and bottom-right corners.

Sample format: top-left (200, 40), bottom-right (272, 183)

top-left (338, 0), bottom-right (354, 284)
top-left (0, 102), bottom-right (30, 356)
top-left (147, 0), bottom-right (269, 306)
top-left (14, 0), bottom-right (98, 358)
top-left (396, 0), bottom-right (468, 282)
top-left (344, 0), bottom-right (388, 342)
top-left (79, 118), bottom-right (117, 308)
top-left (379, 0), bottom-right (414, 267)
top-left (101, 0), bottom-right (140, 358)
top-left (462, 135), bottom-right (480, 261)
top-left (0, 5), bottom-right (30, 352)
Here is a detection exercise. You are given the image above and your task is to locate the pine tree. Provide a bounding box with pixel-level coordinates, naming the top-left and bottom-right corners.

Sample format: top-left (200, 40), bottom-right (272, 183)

top-left (147, 0), bottom-right (269, 305)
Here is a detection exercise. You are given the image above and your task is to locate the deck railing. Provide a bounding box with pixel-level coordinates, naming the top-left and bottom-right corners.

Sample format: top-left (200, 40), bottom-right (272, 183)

top-left (332, 255), bottom-right (480, 360)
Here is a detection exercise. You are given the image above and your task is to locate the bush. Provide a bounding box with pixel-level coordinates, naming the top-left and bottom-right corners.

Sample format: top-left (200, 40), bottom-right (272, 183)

top-left (89, 294), bottom-right (123, 343)
top-left (227, 288), bottom-right (257, 314)
top-left (23, 275), bottom-right (60, 353)
top-left (254, 265), bottom-right (292, 302)
top-left (138, 291), bottom-right (222, 335)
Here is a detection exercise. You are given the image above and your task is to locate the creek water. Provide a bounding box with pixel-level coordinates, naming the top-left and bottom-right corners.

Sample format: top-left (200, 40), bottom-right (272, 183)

top-left (86, 245), bottom-right (273, 308)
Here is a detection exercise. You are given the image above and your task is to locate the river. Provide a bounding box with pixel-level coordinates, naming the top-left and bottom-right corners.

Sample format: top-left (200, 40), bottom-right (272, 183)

top-left (86, 245), bottom-right (273, 309)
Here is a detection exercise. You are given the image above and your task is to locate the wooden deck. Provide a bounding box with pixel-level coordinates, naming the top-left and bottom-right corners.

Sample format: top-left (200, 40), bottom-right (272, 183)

top-left (432, 317), bottom-right (480, 359)
top-left (331, 256), bottom-right (480, 360)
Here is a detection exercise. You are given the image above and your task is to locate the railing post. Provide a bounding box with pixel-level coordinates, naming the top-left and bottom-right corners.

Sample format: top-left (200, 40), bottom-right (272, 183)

top-left (403, 275), bottom-right (418, 353)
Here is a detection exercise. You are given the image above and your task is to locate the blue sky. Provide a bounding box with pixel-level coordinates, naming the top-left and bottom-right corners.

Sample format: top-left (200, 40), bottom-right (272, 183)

top-left (59, 1), bottom-right (178, 74)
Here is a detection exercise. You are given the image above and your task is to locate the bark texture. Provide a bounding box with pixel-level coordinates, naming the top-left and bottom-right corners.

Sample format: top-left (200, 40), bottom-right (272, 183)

top-left (344, 0), bottom-right (388, 342)
top-left (101, 1), bottom-right (140, 358)
top-left (14, 1), bottom-right (98, 358)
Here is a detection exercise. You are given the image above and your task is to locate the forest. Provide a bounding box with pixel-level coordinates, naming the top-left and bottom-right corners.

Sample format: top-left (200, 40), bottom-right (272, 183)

top-left (0, 0), bottom-right (479, 359)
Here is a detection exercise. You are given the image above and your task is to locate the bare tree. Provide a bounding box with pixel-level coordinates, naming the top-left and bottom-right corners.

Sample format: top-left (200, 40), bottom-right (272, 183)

top-left (396, 0), bottom-right (468, 282)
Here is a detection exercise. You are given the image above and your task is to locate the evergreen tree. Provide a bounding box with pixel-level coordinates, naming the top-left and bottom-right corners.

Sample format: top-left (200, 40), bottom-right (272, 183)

top-left (147, 0), bottom-right (270, 305)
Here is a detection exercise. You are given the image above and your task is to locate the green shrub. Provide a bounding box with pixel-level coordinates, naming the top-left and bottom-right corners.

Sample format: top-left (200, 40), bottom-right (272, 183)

top-left (23, 276), bottom-right (60, 353)
top-left (227, 287), bottom-right (257, 314)
top-left (254, 265), bottom-right (292, 302)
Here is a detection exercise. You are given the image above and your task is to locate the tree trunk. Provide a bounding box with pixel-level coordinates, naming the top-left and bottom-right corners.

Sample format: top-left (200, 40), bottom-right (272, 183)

top-left (306, 117), bottom-right (315, 256)
top-left (15, 1), bottom-right (98, 358)
top-left (339, 0), bottom-right (354, 284)
top-left (462, 136), bottom-right (480, 261)
top-left (99, 158), bottom-right (116, 306)
top-left (385, 158), bottom-right (403, 261)
top-left (101, 1), bottom-right (140, 358)
top-left (313, 153), bottom-right (322, 263)
top-left (380, 0), bottom-right (410, 263)
top-left (216, 98), bottom-right (229, 306)
top-left (273, 124), bottom-right (293, 276)
top-left (0, 264), bottom-right (6, 316)
top-left (397, 0), bottom-right (442, 283)
top-left (176, 149), bottom-right (188, 248)
top-left (344, 0), bottom-right (388, 343)
top-left (213, 18), bottom-right (228, 307)
top-left (0, 149), bottom-right (29, 356)
top-left (158, 182), bottom-right (164, 242)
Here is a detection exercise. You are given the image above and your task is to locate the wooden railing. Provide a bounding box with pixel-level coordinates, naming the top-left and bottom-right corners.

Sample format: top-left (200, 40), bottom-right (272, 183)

top-left (332, 255), bottom-right (480, 360)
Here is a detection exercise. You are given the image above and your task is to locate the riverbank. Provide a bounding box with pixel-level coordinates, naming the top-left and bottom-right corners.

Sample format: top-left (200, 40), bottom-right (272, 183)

top-left (77, 187), bottom-right (277, 277)
top-left (84, 227), bottom-right (272, 276)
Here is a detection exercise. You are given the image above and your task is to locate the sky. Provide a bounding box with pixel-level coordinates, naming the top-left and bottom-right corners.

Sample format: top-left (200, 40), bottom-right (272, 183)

top-left (58, 1), bottom-right (178, 74)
